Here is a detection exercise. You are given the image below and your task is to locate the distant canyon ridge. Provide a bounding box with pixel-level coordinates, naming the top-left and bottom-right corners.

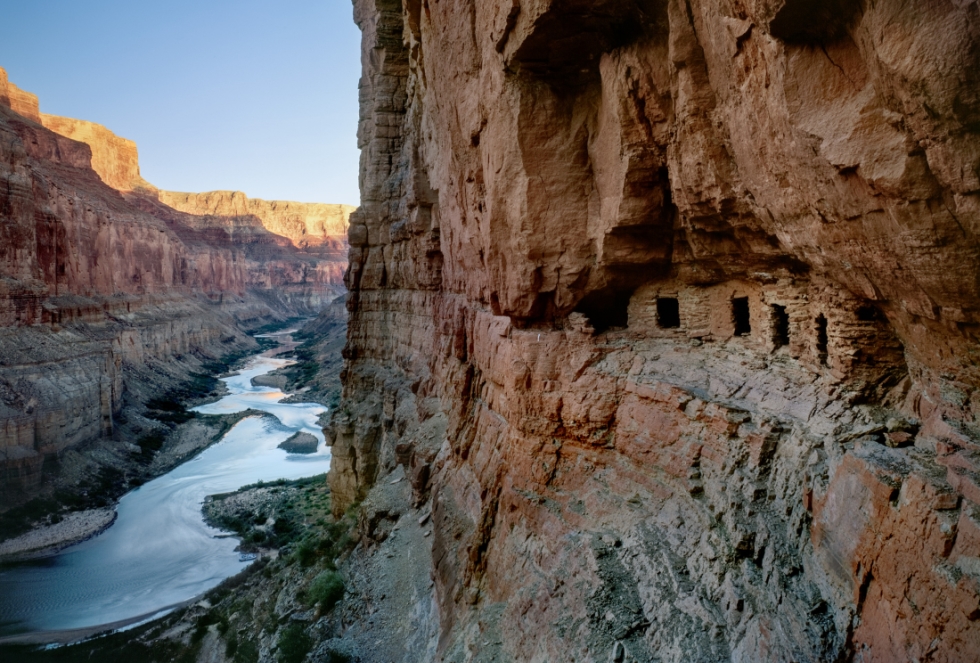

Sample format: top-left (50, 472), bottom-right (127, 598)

top-left (0, 66), bottom-right (351, 502)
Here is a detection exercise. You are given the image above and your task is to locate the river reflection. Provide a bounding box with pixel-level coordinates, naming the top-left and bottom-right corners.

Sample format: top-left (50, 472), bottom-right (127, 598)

top-left (0, 341), bottom-right (331, 635)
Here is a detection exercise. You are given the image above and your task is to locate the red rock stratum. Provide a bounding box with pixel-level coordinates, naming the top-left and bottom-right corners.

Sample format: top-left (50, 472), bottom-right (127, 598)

top-left (330, 1), bottom-right (980, 660)
top-left (0, 66), bottom-right (351, 502)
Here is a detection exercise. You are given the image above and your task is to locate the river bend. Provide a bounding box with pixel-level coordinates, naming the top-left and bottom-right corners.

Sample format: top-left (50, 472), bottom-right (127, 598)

top-left (0, 340), bottom-right (331, 635)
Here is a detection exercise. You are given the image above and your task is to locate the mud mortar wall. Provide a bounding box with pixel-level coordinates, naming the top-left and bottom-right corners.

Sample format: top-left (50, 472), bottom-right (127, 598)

top-left (335, 0), bottom-right (980, 660)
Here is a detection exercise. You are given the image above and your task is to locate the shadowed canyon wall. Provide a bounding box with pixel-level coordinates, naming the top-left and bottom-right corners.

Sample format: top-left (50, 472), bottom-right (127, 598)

top-left (331, 0), bottom-right (980, 660)
top-left (0, 67), bottom-right (350, 502)
top-left (146, 191), bottom-right (353, 312)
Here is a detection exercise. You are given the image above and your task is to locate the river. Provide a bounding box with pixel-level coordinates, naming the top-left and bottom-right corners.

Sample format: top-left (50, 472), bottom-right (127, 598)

top-left (0, 334), bottom-right (332, 636)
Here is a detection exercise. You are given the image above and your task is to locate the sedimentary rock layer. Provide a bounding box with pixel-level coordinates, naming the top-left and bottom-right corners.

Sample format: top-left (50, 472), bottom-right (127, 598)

top-left (0, 68), bottom-right (40, 122)
top-left (0, 68), bottom-right (350, 502)
top-left (155, 190), bottom-right (353, 256)
top-left (333, 1), bottom-right (980, 660)
top-left (38, 114), bottom-right (150, 192)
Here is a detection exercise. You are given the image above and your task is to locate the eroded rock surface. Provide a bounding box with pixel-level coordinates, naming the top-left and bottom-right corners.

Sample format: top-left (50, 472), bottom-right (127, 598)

top-left (155, 190), bottom-right (353, 256)
top-left (332, 1), bottom-right (980, 660)
top-left (279, 432), bottom-right (320, 454)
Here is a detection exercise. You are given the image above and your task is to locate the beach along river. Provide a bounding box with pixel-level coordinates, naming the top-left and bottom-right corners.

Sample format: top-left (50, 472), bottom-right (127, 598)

top-left (0, 337), bottom-right (332, 636)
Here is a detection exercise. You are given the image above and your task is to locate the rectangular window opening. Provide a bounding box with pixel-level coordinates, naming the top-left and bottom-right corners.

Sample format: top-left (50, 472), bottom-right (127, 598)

top-left (772, 304), bottom-right (789, 349)
top-left (856, 305), bottom-right (878, 321)
top-left (732, 297), bottom-right (751, 336)
top-left (815, 314), bottom-right (829, 366)
top-left (656, 297), bottom-right (681, 328)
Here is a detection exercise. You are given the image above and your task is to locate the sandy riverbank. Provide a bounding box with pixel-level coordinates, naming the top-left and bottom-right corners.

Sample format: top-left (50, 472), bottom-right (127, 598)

top-left (0, 600), bottom-right (193, 646)
top-left (0, 508), bottom-right (117, 561)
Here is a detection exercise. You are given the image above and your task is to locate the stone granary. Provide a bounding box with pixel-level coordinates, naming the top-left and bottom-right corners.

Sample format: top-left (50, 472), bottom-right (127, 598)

top-left (628, 277), bottom-right (907, 391)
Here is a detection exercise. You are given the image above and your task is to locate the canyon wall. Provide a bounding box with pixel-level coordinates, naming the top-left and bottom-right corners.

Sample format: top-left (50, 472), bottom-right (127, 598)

top-left (332, 1), bottom-right (980, 661)
top-left (128, 190), bottom-right (351, 313)
top-left (0, 68), bottom-right (41, 122)
top-left (155, 190), bottom-right (353, 255)
top-left (0, 68), bottom-right (350, 502)
top-left (39, 114), bottom-right (150, 191)
top-left (146, 191), bottom-right (353, 312)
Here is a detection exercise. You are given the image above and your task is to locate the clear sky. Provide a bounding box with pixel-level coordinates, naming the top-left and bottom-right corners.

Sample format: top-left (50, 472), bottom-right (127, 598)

top-left (0, 0), bottom-right (362, 206)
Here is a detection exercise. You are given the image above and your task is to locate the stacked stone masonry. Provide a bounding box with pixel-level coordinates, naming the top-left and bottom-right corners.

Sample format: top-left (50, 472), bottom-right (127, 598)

top-left (627, 277), bottom-right (908, 391)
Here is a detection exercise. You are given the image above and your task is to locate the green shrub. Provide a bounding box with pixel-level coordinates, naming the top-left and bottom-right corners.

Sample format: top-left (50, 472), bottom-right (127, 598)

top-left (307, 570), bottom-right (345, 611)
top-left (235, 638), bottom-right (259, 663)
top-left (84, 467), bottom-right (126, 507)
top-left (145, 397), bottom-right (195, 425)
top-left (0, 497), bottom-right (58, 540)
top-left (295, 537), bottom-right (319, 567)
top-left (191, 618), bottom-right (209, 643)
top-left (324, 650), bottom-right (353, 663)
top-left (191, 611), bottom-right (223, 643)
top-left (276, 623), bottom-right (312, 663)
top-left (137, 431), bottom-right (167, 456)
top-left (145, 397), bottom-right (185, 413)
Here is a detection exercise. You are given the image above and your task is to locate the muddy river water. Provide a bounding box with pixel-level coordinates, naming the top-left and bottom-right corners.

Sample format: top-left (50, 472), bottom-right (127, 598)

top-left (0, 337), bottom-right (331, 636)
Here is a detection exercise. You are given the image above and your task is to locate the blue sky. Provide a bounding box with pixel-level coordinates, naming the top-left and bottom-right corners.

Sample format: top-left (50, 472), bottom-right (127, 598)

top-left (0, 0), bottom-right (362, 205)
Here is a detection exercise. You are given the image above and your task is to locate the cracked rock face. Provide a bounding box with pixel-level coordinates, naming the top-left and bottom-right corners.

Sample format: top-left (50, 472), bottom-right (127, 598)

top-left (0, 68), bottom-right (350, 500)
top-left (333, 0), bottom-right (980, 660)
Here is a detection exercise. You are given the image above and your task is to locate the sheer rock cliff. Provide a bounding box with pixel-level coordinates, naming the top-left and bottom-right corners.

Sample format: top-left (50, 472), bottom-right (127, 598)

top-left (331, 1), bottom-right (980, 660)
top-left (0, 68), bottom-right (350, 503)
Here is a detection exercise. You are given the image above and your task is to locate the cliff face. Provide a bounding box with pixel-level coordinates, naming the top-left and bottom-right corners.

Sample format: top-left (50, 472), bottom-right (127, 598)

top-left (124, 190), bottom-right (350, 313)
top-left (334, 1), bottom-right (980, 660)
top-left (155, 190), bottom-right (352, 255)
top-left (0, 68), bottom-right (41, 122)
top-left (38, 114), bottom-right (149, 191)
top-left (145, 191), bottom-right (352, 311)
top-left (0, 68), bottom-right (350, 502)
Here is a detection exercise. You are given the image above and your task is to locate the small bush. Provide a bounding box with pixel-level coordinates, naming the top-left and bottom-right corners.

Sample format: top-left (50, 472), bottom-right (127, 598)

top-left (83, 466), bottom-right (126, 507)
top-left (256, 337), bottom-right (279, 349)
top-left (235, 638), bottom-right (259, 663)
top-left (295, 537), bottom-right (319, 567)
top-left (0, 497), bottom-right (58, 541)
top-left (191, 611), bottom-right (223, 643)
top-left (191, 621), bottom-right (208, 644)
top-left (247, 529), bottom-right (267, 545)
top-left (276, 623), bottom-right (312, 663)
top-left (145, 397), bottom-right (195, 425)
top-left (145, 397), bottom-right (185, 413)
top-left (137, 431), bottom-right (167, 456)
top-left (307, 570), bottom-right (345, 611)
top-left (324, 650), bottom-right (353, 663)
